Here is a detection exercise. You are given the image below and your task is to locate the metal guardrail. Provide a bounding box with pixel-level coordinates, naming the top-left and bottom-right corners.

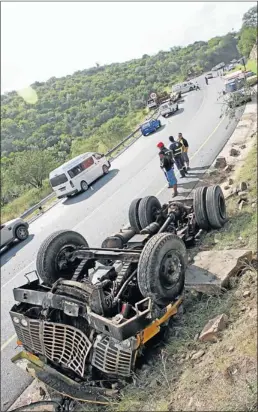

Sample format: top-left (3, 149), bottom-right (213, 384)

top-left (20, 109), bottom-right (160, 222)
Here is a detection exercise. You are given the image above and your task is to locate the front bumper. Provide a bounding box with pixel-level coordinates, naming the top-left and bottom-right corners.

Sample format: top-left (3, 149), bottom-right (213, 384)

top-left (11, 351), bottom-right (118, 402)
top-left (57, 189), bottom-right (78, 199)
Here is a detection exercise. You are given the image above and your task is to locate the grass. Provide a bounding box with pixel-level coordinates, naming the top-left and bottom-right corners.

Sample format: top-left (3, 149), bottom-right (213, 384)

top-left (1, 181), bottom-right (54, 223)
top-left (203, 141), bottom-right (257, 251)
top-left (105, 140), bottom-right (257, 412)
top-left (225, 59), bottom-right (257, 75)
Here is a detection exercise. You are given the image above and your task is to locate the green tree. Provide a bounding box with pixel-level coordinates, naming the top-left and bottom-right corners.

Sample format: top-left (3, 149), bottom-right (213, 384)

top-left (238, 27), bottom-right (257, 57)
top-left (9, 150), bottom-right (57, 189)
top-left (242, 5), bottom-right (257, 28)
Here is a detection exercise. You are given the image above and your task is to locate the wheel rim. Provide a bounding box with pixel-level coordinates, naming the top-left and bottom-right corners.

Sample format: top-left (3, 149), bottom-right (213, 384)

top-left (17, 227), bottom-right (27, 239)
top-left (55, 244), bottom-right (78, 272)
top-left (218, 193), bottom-right (226, 219)
top-left (160, 252), bottom-right (182, 290)
top-left (81, 181), bottom-right (88, 191)
top-left (103, 165), bottom-right (108, 174)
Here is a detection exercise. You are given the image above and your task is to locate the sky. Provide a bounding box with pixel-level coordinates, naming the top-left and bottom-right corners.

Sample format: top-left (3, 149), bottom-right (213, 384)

top-left (1, 1), bottom-right (255, 93)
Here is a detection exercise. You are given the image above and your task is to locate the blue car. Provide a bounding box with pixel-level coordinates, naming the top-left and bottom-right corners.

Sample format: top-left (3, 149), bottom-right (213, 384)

top-left (140, 119), bottom-right (162, 136)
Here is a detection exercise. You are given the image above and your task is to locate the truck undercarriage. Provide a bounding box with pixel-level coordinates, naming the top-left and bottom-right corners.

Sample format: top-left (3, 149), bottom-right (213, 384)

top-left (10, 185), bottom-right (227, 406)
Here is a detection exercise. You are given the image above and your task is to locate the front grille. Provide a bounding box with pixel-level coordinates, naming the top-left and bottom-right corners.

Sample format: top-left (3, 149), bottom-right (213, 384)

top-left (92, 335), bottom-right (133, 377)
top-left (14, 318), bottom-right (43, 354)
top-left (11, 315), bottom-right (91, 378)
top-left (43, 322), bottom-right (91, 377)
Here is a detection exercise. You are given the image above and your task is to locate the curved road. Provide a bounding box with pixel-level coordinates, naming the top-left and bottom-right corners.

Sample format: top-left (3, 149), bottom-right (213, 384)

top-left (1, 75), bottom-right (243, 410)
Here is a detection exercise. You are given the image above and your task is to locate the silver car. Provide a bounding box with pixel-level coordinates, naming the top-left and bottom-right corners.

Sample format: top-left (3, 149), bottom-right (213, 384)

top-left (0, 218), bottom-right (29, 248)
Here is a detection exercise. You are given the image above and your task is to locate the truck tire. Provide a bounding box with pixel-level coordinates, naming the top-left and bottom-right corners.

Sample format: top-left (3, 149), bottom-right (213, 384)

top-left (137, 233), bottom-right (186, 306)
top-left (206, 185), bottom-right (227, 229)
top-left (138, 196), bottom-right (161, 229)
top-left (128, 198), bottom-right (142, 233)
top-left (15, 225), bottom-right (29, 241)
top-left (36, 230), bottom-right (88, 285)
top-left (193, 186), bottom-right (210, 230)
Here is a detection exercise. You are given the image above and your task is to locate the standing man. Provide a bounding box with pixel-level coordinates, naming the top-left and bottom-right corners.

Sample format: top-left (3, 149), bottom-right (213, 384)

top-left (205, 77), bottom-right (208, 85)
top-left (168, 136), bottom-right (186, 177)
top-left (178, 133), bottom-right (190, 170)
top-left (157, 142), bottom-right (178, 197)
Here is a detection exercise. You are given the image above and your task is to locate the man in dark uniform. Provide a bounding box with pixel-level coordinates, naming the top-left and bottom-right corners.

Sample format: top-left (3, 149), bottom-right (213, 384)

top-left (168, 136), bottom-right (186, 177)
top-left (157, 142), bottom-right (178, 197)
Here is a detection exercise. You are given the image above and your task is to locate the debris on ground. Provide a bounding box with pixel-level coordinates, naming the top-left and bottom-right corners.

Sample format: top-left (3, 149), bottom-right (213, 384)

top-left (214, 156), bottom-right (227, 169)
top-left (199, 314), bottom-right (228, 342)
top-left (230, 147), bottom-right (240, 157)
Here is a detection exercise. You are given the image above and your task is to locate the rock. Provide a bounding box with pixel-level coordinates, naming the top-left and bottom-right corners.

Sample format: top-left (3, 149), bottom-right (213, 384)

top-left (194, 333), bottom-right (199, 341)
top-left (185, 250), bottom-right (253, 295)
top-left (224, 164), bottom-right (233, 172)
top-left (240, 144), bottom-right (246, 149)
top-left (252, 202), bottom-right (256, 209)
top-left (191, 350), bottom-right (205, 360)
top-left (238, 200), bottom-right (247, 210)
top-left (239, 181), bottom-right (248, 191)
top-left (240, 306), bottom-right (246, 312)
top-left (214, 156), bottom-right (227, 169)
top-left (243, 290), bottom-right (251, 298)
top-left (230, 148), bottom-right (240, 157)
top-left (238, 191), bottom-right (248, 198)
top-left (224, 185), bottom-right (230, 190)
top-left (229, 346), bottom-right (234, 352)
top-left (199, 314), bottom-right (228, 342)
top-left (228, 178), bottom-right (234, 185)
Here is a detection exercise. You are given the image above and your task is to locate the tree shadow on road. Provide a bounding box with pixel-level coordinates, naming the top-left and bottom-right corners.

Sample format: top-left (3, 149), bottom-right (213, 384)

top-left (0, 234), bottom-right (35, 268)
top-left (63, 169), bottom-right (119, 205)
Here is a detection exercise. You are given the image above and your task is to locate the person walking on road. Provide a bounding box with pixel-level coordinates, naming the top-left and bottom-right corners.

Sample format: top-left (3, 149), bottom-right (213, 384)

top-left (157, 142), bottom-right (178, 197)
top-left (205, 77), bottom-right (208, 85)
top-left (178, 133), bottom-right (190, 170)
top-left (168, 136), bottom-right (186, 177)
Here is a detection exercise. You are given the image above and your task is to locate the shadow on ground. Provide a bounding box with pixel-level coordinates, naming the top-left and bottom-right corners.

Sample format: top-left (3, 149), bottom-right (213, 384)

top-left (63, 169), bottom-right (119, 205)
top-left (0, 234), bottom-right (35, 268)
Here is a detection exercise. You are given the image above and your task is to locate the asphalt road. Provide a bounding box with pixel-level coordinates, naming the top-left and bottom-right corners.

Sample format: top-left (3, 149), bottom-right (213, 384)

top-left (0, 75), bottom-right (243, 410)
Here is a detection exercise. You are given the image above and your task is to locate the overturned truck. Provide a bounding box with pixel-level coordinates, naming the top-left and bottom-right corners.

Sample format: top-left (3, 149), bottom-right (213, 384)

top-left (10, 185), bottom-right (227, 404)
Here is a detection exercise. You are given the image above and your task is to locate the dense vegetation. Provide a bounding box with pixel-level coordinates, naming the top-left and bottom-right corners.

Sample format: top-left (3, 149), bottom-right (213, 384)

top-left (1, 6), bottom-right (257, 221)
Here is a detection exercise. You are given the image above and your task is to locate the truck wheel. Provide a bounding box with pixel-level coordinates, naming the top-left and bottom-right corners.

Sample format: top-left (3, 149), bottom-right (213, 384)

top-left (193, 186), bottom-right (210, 230)
top-left (137, 233), bottom-right (186, 306)
top-left (138, 196), bottom-right (161, 229)
top-left (81, 180), bottom-right (89, 192)
top-left (15, 225), bottom-right (29, 241)
top-left (206, 185), bottom-right (227, 229)
top-left (36, 230), bottom-right (88, 285)
top-left (128, 198), bottom-right (142, 233)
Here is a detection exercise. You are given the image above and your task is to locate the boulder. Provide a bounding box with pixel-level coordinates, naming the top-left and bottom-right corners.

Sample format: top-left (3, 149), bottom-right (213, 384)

top-left (224, 164), bottom-right (233, 172)
top-left (191, 350), bottom-right (205, 360)
top-left (239, 181), bottom-right (248, 191)
top-left (230, 148), bottom-right (240, 157)
top-left (238, 200), bottom-right (247, 210)
top-left (185, 249), bottom-right (253, 295)
top-left (240, 144), bottom-right (246, 149)
top-left (228, 178), bottom-right (234, 185)
top-left (224, 185), bottom-right (230, 190)
top-left (199, 314), bottom-right (228, 342)
top-left (243, 290), bottom-right (251, 298)
top-left (214, 156), bottom-right (227, 169)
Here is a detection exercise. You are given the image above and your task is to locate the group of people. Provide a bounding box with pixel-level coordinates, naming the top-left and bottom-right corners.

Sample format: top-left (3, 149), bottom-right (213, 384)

top-left (157, 133), bottom-right (190, 198)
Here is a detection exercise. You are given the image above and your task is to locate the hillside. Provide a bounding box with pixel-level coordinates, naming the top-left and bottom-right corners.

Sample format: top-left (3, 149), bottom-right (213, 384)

top-left (1, 4), bottom-right (257, 216)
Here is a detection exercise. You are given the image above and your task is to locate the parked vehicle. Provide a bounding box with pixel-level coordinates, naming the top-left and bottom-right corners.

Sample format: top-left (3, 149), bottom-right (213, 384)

top-left (170, 91), bottom-right (182, 102)
top-left (206, 72), bottom-right (213, 79)
top-left (146, 92), bottom-right (170, 109)
top-left (49, 152), bottom-right (111, 199)
top-left (1, 218), bottom-right (29, 248)
top-left (172, 82), bottom-right (196, 94)
top-left (140, 119), bottom-right (161, 136)
top-left (159, 101), bottom-right (179, 118)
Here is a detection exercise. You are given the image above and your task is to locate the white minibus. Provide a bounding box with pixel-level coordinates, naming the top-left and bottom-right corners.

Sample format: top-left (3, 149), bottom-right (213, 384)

top-left (49, 152), bottom-right (111, 199)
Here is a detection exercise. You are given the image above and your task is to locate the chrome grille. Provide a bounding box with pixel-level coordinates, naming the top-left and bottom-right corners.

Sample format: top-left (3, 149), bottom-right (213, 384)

top-left (43, 322), bottom-right (92, 377)
top-left (13, 318), bottom-right (43, 354)
top-left (92, 335), bottom-right (133, 377)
